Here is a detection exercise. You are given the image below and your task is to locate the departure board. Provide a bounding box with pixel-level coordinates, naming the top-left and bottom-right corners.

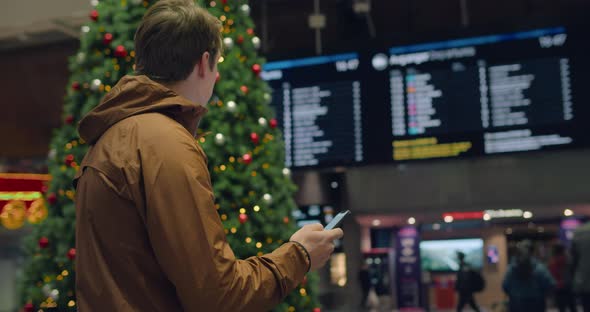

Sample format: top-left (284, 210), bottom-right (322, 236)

top-left (263, 53), bottom-right (363, 167)
top-left (263, 26), bottom-right (590, 168)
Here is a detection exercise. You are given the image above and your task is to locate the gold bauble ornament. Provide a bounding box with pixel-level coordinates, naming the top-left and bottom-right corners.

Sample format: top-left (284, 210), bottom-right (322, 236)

top-left (0, 200), bottom-right (26, 229)
top-left (27, 198), bottom-right (48, 224)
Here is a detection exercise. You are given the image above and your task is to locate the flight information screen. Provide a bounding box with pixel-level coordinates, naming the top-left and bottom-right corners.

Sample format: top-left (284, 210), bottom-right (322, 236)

top-left (263, 26), bottom-right (590, 168)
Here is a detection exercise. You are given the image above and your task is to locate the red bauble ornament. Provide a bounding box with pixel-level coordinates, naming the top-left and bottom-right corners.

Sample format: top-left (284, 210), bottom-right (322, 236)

top-left (269, 118), bottom-right (278, 129)
top-left (302, 275), bottom-right (308, 285)
top-left (250, 132), bottom-right (259, 145)
top-left (216, 72), bottom-right (220, 82)
top-left (47, 193), bottom-right (57, 205)
top-left (240, 85), bottom-right (249, 94)
top-left (251, 64), bottom-right (261, 76)
top-left (313, 308), bottom-right (321, 312)
top-left (65, 154), bottom-right (75, 166)
top-left (242, 153), bottom-right (252, 165)
top-left (283, 216), bottom-right (290, 224)
top-left (114, 45), bottom-right (127, 58)
top-left (237, 35), bottom-right (244, 44)
top-left (103, 33), bottom-right (113, 45)
top-left (39, 237), bottom-right (49, 249)
top-left (65, 115), bottom-right (74, 125)
top-left (41, 185), bottom-right (49, 194)
top-left (67, 248), bottom-right (76, 260)
top-left (89, 10), bottom-right (99, 21)
top-left (221, 0), bottom-right (227, 4)
top-left (71, 82), bottom-right (81, 91)
top-left (247, 28), bottom-right (254, 35)
top-left (239, 213), bottom-right (248, 224)
top-left (24, 303), bottom-right (34, 312)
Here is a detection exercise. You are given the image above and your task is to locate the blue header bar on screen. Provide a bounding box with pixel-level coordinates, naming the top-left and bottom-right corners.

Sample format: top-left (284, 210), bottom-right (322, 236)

top-left (263, 52), bottom-right (359, 71)
top-left (389, 26), bottom-right (566, 54)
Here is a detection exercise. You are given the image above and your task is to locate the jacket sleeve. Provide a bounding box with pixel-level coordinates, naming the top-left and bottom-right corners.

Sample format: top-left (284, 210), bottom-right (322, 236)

top-left (141, 128), bottom-right (309, 312)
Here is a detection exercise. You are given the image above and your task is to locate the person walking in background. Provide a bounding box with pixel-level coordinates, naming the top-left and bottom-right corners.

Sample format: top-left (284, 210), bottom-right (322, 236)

top-left (549, 243), bottom-right (576, 312)
top-left (503, 240), bottom-right (555, 312)
top-left (455, 251), bottom-right (483, 312)
top-left (572, 221), bottom-right (590, 312)
top-left (359, 262), bottom-right (372, 308)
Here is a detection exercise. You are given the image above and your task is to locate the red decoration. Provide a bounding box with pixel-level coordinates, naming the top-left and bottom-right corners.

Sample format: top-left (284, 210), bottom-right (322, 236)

top-left (39, 237), bottom-right (49, 249)
top-left (89, 10), bottom-right (99, 21)
top-left (65, 154), bottom-right (75, 166)
top-left (71, 82), bottom-right (81, 91)
top-left (313, 308), bottom-right (321, 312)
top-left (216, 72), bottom-right (220, 83)
top-left (283, 216), bottom-right (290, 224)
top-left (67, 248), bottom-right (76, 260)
top-left (302, 275), bottom-right (308, 285)
top-left (239, 213), bottom-right (248, 224)
top-left (41, 185), bottom-right (49, 194)
top-left (269, 118), bottom-right (278, 129)
top-left (103, 33), bottom-right (113, 45)
top-left (250, 132), bottom-right (259, 145)
top-left (65, 115), bottom-right (74, 125)
top-left (24, 303), bottom-right (34, 312)
top-left (242, 153), bottom-right (252, 165)
top-left (47, 193), bottom-right (57, 205)
top-left (237, 35), bottom-right (244, 44)
top-left (247, 28), bottom-right (254, 36)
top-left (221, 0), bottom-right (227, 4)
top-left (251, 64), bottom-right (261, 76)
top-left (240, 85), bottom-right (249, 94)
top-left (114, 45), bottom-right (128, 58)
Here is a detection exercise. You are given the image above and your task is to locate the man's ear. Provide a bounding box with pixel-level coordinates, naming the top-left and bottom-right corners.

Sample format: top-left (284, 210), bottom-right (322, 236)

top-left (197, 51), bottom-right (211, 77)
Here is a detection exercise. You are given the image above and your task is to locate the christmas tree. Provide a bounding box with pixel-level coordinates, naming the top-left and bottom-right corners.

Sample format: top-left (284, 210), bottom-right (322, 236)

top-left (18, 0), bottom-right (321, 311)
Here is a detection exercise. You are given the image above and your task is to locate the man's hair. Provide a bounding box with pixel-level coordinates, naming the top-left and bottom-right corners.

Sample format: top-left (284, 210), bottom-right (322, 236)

top-left (134, 0), bottom-right (222, 82)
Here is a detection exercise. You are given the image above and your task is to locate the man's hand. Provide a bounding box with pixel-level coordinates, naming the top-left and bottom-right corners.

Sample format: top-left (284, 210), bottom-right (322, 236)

top-left (289, 223), bottom-right (344, 271)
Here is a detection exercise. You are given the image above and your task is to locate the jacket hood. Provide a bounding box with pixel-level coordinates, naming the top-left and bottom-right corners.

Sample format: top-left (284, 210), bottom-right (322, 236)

top-left (78, 75), bottom-right (207, 144)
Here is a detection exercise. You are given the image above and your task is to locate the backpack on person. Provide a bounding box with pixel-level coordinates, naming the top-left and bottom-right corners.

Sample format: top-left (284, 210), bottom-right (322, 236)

top-left (470, 270), bottom-right (486, 292)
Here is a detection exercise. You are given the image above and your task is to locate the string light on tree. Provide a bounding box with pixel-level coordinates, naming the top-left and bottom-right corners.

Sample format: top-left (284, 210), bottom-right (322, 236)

top-left (263, 193), bottom-right (273, 204)
top-left (258, 117), bottom-right (267, 126)
top-left (240, 85), bottom-right (249, 94)
top-left (81, 25), bottom-right (90, 34)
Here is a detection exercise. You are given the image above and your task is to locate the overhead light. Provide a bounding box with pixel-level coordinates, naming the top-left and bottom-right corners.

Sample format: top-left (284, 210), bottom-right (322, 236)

top-left (330, 181), bottom-right (339, 189)
top-left (564, 209), bottom-right (574, 217)
top-left (372, 219), bottom-right (381, 227)
top-left (407, 217), bottom-right (416, 225)
top-left (444, 215), bottom-right (454, 223)
top-left (523, 211), bottom-right (533, 219)
top-left (483, 213), bottom-right (491, 221)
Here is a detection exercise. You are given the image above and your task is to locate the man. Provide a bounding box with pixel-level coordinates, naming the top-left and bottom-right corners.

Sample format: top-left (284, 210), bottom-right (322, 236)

top-left (572, 221), bottom-right (590, 312)
top-left (455, 251), bottom-right (481, 312)
top-left (73, 1), bottom-right (343, 311)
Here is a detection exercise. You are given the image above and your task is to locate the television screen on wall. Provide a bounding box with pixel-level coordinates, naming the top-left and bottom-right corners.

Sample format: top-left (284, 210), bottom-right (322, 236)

top-left (419, 238), bottom-right (484, 272)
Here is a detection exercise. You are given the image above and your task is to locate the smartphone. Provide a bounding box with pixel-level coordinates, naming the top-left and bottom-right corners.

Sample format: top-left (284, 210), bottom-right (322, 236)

top-left (324, 210), bottom-right (351, 230)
